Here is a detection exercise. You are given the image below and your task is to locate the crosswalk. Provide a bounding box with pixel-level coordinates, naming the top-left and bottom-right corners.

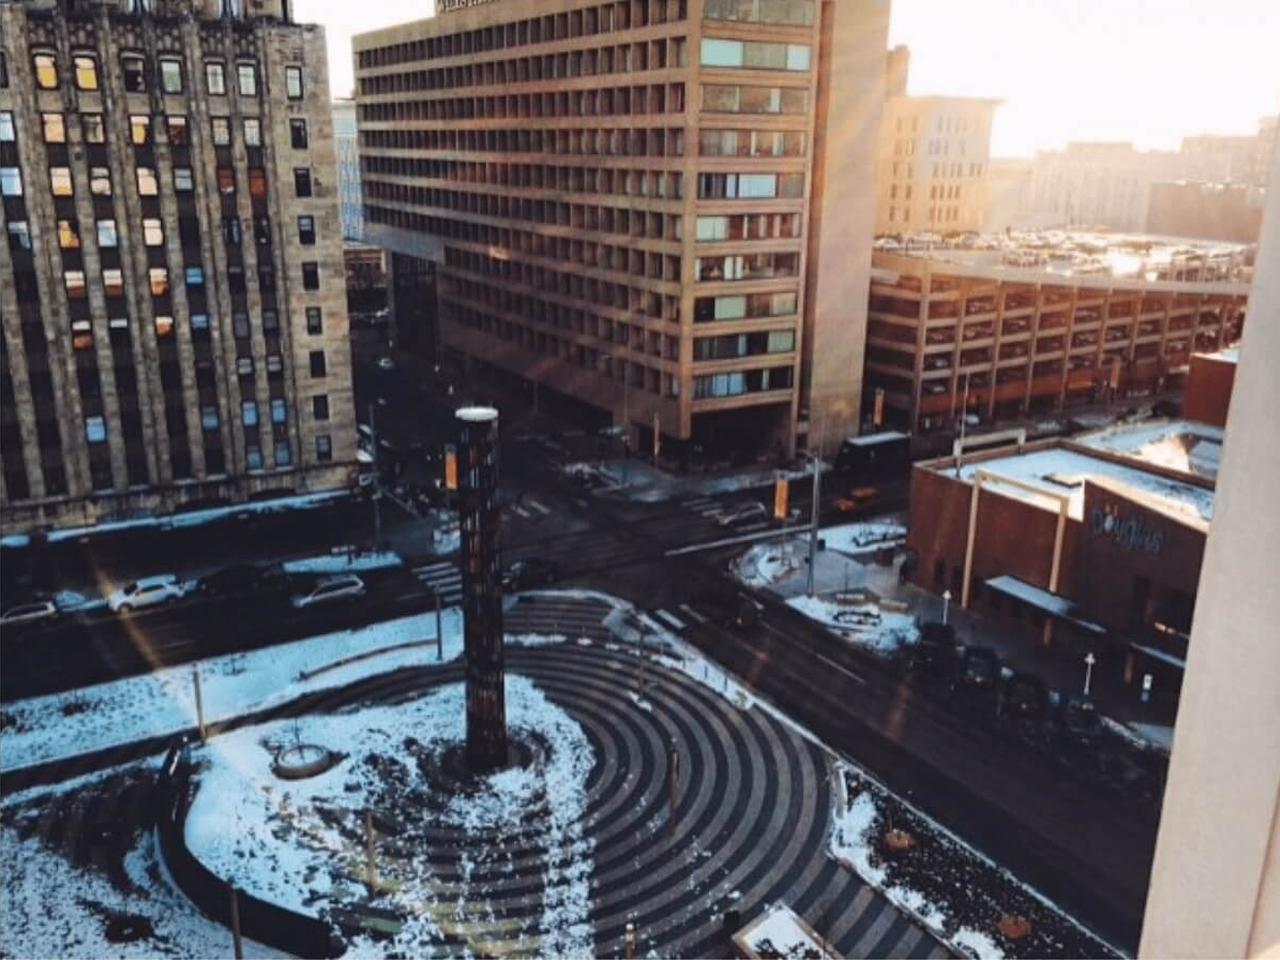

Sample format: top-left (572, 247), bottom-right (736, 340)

top-left (507, 497), bottom-right (552, 520)
top-left (680, 496), bottom-right (725, 519)
top-left (648, 603), bottom-right (711, 634)
top-left (411, 561), bottom-right (463, 605)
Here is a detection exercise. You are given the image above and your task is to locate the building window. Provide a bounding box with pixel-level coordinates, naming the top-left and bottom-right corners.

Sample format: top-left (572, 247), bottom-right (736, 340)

top-left (41, 113), bottom-right (66, 143)
top-left (0, 52), bottom-right (7, 88)
top-left (243, 118), bottom-right (262, 146)
top-left (167, 116), bottom-right (189, 145)
top-left (233, 313), bottom-right (250, 338)
top-left (285, 65), bottom-right (304, 99)
top-left (312, 395), bottom-right (329, 420)
top-left (64, 270), bottom-right (87, 300)
top-left (241, 400), bottom-right (259, 426)
top-left (246, 445), bottom-right (264, 471)
top-left (142, 218), bottom-right (164, 246)
top-left (136, 168), bottom-right (158, 196)
top-left (191, 313), bottom-right (209, 331)
top-left (248, 168), bottom-right (268, 198)
top-left (302, 262), bottom-right (319, 290)
top-left (96, 220), bottom-right (118, 248)
top-left (699, 38), bottom-right (811, 71)
top-left (253, 216), bottom-right (272, 245)
top-left (306, 307), bottom-right (322, 334)
top-left (217, 167), bottom-right (236, 195)
top-left (211, 117), bottom-right (231, 145)
top-left (57, 219), bottom-right (80, 249)
top-left (185, 266), bottom-right (204, 287)
top-left (71, 53), bottom-right (100, 90)
top-left (293, 168), bottom-right (312, 197)
top-left (0, 112), bottom-right (14, 141)
top-left (72, 320), bottom-right (94, 352)
top-left (121, 54), bottom-right (147, 92)
top-left (103, 268), bottom-right (125, 298)
top-left (270, 398), bottom-right (287, 424)
top-left (297, 215), bottom-right (315, 245)
top-left (50, 167), bottom-right (73, 197)
top-left (704, 0), bottom-right (815, 24)
top-left (315, 435), bottom-right (332, 462)
top-left (7, 222), bottom-right (31, 251)
top-left (174, 168), bottom-right (194, 191)
top-left (130, 115), bottom-right (151, 145)
top-left (262, 310), bottom-right (279, 333)
top-left (236, 61), bottom-right (258, 97)
top-left (0, 168), bottom-right (22, 196)
top-left (237, 356), bottom-right (254, 376)
top-left (33, 52), bottom-right (59, 90)
top-left (205, 61), bottom-right (226, 95)
top-left (274, 444), bottom-right (292, 468)
top-left (309, 350), bottom-right (326, 377)
top-left (149, 267), bottom-right (169, 296)
top-left (82, 113), bottom-right (106, 143)
top-left (289, 118), bottom-right (308, 149)
top-left (200, 406), bottom-right (219, 431)
top-left (85, 416), bottom-right (107, 444)
top-left (159, 57), bottom-right (183, 94)
top-left (266, 354), bottom-right (283, 374)
top-left (88, 167), bottom-right (111, 195)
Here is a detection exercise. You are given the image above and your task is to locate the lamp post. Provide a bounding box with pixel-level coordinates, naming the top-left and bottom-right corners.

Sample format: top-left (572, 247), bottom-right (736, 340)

top-left (1083, 651), bottom-right (1096, 697)
top-left (942, 588), bottom-right (952, 625)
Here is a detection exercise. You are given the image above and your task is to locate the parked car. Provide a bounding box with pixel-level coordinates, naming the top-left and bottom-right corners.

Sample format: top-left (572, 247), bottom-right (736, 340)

top-left (1000, 670), bottom-right (1048, 720)
top-left (198, 563), bottom-right (288, 599)
top-left (906, 621), bottom-right (957, 677)
top-left (0, 600), bottom-right (59, 628)
top-left (1055, 694), bottom-right (1102, 747)
top-left (108, 575), bottom-right (185, 614)
top-left (502, 558), bottom-right (562, 592)
top-left (691, 587), bottom-right (759, 629)
top-left (834, 487), bottom-right (879, 513)
top-left (717, 501), bottom-right (769, 528)
top-left (953, 645), bottom-right (1000, 691)
top-left (291, 575), bottom-right (366, 609)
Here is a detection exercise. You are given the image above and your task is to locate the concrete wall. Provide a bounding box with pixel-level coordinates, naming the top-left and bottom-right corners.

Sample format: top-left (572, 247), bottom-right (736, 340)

top-left (1140, 109), bottom-right (1280, 960)
top-left (1182, 353), bottom-right (1236, 428)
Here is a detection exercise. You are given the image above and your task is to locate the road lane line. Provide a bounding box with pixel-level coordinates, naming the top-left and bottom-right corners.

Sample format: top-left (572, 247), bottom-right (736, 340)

top-left (664, 527), bottom-right (795, 557)
top-left (761, 620), bottom-right (866, 685)
top-left (678, 603), bottom-right (709, 624)
top-left (653, 609), bottom-right (686, 631)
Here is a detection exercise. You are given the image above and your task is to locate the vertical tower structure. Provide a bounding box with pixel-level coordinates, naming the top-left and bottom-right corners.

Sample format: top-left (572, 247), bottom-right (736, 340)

top-left (456, 404), bottom-right (507, 771)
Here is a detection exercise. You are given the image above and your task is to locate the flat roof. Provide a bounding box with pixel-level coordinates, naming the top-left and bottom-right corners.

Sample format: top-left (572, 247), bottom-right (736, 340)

top-left (1199, 346), bottom-right (1240, 363)
top-left (941, 445), bottom-right (1215, 525)
top-left (1074, 419), bottom-right (1223, 481)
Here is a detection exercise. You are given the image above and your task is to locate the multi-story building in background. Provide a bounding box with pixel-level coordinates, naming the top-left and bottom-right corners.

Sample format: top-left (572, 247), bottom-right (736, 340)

top-left (1146, 180), bottom-right (1264, 243)
top-left (874, 45), bottom-right (998, 236)
top-left (355, 0), bottom-right (891, 460)
top-left (332, 97), bottom-right (363, 241)
top-left (0, 0), bottom-right (356, 533)
top-left (864, 234), bottom-right (1249, 434)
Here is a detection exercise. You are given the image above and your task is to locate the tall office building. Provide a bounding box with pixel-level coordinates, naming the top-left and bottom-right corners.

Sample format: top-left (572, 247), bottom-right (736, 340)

top-left (0, 0), bottom-right (355, 533)
top-left (874, 45), bottom-right (999, 236)
top-left (355, 0), bottom-right (890, 459)
top-left (332, 97), bottom-right (363, 241)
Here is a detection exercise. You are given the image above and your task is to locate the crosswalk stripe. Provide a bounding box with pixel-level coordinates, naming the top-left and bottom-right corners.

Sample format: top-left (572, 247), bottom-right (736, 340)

top-left (682, 497), bottom-right (717, 509)
top-left (678, 603), bottom-right (709, 624)
top-left (653, 608), bottom-right (686, 631)
top-left (527, 499), bottom-right (551, 515)
top-left (697, 506), bottom-right (724, 518)
top-left (510, 504), bottom-right (533, 519)
top-left (411, 562), bottom-right (463, 601)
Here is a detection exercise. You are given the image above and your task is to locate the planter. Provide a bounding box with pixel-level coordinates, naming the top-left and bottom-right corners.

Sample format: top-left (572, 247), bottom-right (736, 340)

top-left (882, 828), bottom-right (917, 854)
top-left (998, 915), bottom-right (1032, 941)
top-left (272, 744), bottom-right (339, 780)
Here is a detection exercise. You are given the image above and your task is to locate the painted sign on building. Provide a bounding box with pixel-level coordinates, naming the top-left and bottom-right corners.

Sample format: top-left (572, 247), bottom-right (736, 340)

top-left (1091, 503), bottom-right (1166, 555)
top-left (439, 0), bottom-right (501, 12)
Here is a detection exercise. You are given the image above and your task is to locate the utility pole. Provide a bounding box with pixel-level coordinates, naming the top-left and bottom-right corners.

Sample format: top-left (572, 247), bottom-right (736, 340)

top-left (227, 884), bottom-right (243, 960)
top-left (368, 403), bottom-right (383, 549)
top-left (805, 414), bottom-right (826, 598)
top-left (621, 358), bottom-right (631, 484)
top-left (192, 667), bottom-right (206, 741)
top-left (435, 591), bottom-right (444, 661)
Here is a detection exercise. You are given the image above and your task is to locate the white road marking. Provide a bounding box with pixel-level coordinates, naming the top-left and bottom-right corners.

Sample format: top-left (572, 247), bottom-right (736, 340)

top-left (761, 620), bottom-right (866, 685)
top-left (664, 527), bottom-right (792, 557)
top-left (678, 603), bottom-right (709, 624)
top-left (527, 499), bottom-right (551, 515)
top-left (653, 608), bottom-right (686, 631)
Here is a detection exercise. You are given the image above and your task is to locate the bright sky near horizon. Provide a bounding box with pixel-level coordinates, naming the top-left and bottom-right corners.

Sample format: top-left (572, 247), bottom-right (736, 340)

top-left (301, 0), bottom-right (1280, 158)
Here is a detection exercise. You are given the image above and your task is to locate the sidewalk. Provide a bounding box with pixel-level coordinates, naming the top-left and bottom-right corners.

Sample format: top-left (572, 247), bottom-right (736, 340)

top-left (559, 455), bottom-right (817, 503)
top-left (750, 533), bottom-right (1178, 744)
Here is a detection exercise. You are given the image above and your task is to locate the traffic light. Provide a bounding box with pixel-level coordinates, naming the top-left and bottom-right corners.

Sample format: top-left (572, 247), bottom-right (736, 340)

top-left (773, 475), bottom-right (789, 521)
top-left (444, 445), bottom-right (458, 491)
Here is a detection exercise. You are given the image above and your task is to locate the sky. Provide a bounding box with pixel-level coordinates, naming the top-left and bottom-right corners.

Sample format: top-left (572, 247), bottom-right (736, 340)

top-left (302, 0), bottom-right (1280, 158)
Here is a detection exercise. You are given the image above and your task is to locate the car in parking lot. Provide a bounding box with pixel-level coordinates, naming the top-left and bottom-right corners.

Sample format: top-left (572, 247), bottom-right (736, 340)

top-left (291, 575), bottom-right (366, 609)
top-left (717, 501), bottom-right (769, 528)
top-left (833, 487), bottom-right (879, 514)
top-left (108, 575), bottom-right (185, 614)
top-left (1055, 694), bottom-right (1102, 747)
top-left (198, 563), bottom-right (289, 599)
top-left (691, 587), bottom-right (759, 629)
top-left (0, 600), bottom-right (59, 628)
top-left (906, 621), bottom-right (957, 677)
top-left (953, 645), bottom-right (1000, 692)
top-left (1000, 670), bottom-right (1049, 720)
top-left (502, 558), bottom-right (562, 592)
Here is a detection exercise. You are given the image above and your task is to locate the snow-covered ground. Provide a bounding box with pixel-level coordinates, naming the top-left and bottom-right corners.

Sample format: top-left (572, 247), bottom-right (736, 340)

top-left (820, 521), bottom-right (907, 556)
top-left (1, 609), bottom-right (463, 773)
top-left (736, 903), bottom-right (832, 959)
top-left (732, 541), bottom-right (803, 588)
top-left (185, 674), bottom-right (595, 956)
top-left (280, 551), bottom-right (402, 575)
top-left (731, 519), bottom-right (905, 590)
top-left (0, 823), bottom-right (285, 959)
top-left (786, 594), bottom-right (917, 657)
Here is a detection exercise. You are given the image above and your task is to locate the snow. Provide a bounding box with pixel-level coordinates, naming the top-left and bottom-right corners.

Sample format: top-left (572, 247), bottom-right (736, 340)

top-left (953, 927), bottom-right (1007, 959)
top-left (1075, 419), bottom-right (1223, 480)
top-left (732, 541), bottom-right (802, 588)
top-left (952, 446), bottom-right (1215, 523)
top-left (1101, 716), bottom-right (1173, 755)
top-left (0, 825), bottom-right (285, 959)
top-left (738, 904), bottom-right (831, 958)
top-left (730, 521), bottom-right (903, 588)
top-left (281, 551), bottom-right (402, 574)
top-left (1, 609), bottom-right (464, 773)
top-left (786, 594), bottom-right (918, 657)
top-left (42, 490), bottom-right (350, 543)
top-left (185, 674), bottom-right (595, 956)
top-left (1, 533), bottom-right (31, 548)
top-left (819, 521), bottom-right (907, 556)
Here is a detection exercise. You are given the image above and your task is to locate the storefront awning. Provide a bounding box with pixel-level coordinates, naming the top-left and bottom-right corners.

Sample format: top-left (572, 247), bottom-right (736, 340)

top-left (984, 575), bottom-right (1108, 636)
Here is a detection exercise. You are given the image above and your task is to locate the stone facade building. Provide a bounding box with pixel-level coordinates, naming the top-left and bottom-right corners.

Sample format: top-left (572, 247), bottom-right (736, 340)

top-left (355, 0), bottom-right (891, 460)
top-left (0, 0), bottom-right (356, 533)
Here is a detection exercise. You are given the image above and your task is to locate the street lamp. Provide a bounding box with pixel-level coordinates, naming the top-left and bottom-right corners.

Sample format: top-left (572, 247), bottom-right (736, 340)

top-left (942, 588), bottom-right (952, 625)
top-left (1083, 651), bottom-right (1096, 697)
top-left (601, 353), bottom-right (632, 483)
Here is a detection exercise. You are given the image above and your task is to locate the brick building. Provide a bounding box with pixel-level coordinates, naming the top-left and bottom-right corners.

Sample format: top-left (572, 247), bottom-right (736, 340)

top-left (907, 424), bottom-right (1218, 686)
top-left (354, 0), bottom-right (891, 460)
top-left (1182, 347), bottom-right (1237, 428)
top-left (0, 0), bottom-right (356, 533)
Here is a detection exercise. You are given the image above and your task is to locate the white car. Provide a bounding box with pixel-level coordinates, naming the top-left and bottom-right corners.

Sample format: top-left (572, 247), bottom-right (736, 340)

top-left (108, 575), bottom-right (184, 614)
top-left (291, 575), bottom-right (366, 609)
top-left (717, 501), bottom-right (770, 528)
top-left (0, 600), bottom-right (59, 627)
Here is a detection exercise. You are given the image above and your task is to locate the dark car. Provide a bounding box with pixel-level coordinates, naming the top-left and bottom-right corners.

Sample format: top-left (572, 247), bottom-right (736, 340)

top-left (692, 587), bottom-right (759, 630)
top-left (1056, 694), bottom-right (1102, 746)
top-left (502, 558), bottom-right (562, 592)
top-left (1000, 670), bottom-right (1048, 720)
top-left (954, 645), bottom-right (1000, 691)
top-left (199, 563), bottom-right (288, 598)
top-left (906, 621), bottom-right (957, 677)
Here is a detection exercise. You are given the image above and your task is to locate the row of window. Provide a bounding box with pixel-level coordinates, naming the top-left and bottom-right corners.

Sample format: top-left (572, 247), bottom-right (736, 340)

top-left (0, 161), bottom-right (314, 203)
top-left (703, 0), bottom-right (814, 25)
top-left (359, 82), bottom-right (686, 125)
top-left (700, 38), bottom-right (811, 72)
top-left (692, 328), bottom-right (795, 361)
top-left (364, 158), bottom-right (684, 199)
top-left (692, 365), bottom-right (794, 398)
top-left (695, 251), bottom-right (800, 283)
top-left (695, 213), bottom-right (802, 243)
top-left (28, 49), bottom-right (304, 100)
top-left (698, 128), bottom-right (807, 158)
top-left (697, 171), bottom-right (805, 201)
